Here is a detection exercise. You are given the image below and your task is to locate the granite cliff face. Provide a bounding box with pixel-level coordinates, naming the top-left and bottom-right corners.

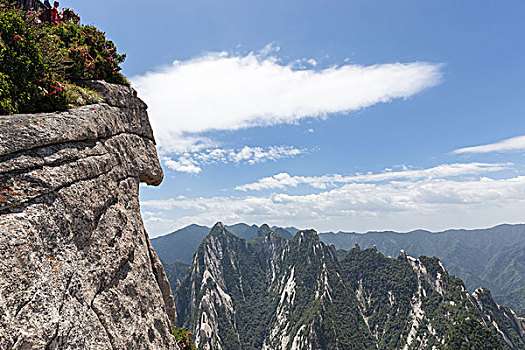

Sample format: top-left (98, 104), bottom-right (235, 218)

top-left (0, 81), bottom-right (177, 349)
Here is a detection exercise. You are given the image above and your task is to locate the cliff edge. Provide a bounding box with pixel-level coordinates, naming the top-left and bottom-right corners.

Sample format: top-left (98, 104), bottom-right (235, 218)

top-left (0, 81), bottom-right (177, 349)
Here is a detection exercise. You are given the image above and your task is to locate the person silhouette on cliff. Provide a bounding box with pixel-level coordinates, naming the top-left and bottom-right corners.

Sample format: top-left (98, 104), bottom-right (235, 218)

top-left (50, 1), bottom-right (60, 25)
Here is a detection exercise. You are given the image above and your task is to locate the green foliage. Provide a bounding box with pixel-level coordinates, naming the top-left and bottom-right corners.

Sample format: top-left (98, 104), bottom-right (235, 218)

top-left (445, 318), bottom-right (504, 350)
top-left (320, 224), bottom-right (525, 313)
top-left (63, 83), bottom-right (103, 108)
top-left (342, 249), bottom-right (419, 349)
top-left (171, 327), bottom-right (198, 350)
top-left (164, 260), bottom-right (190, 293)
top-left (176, 226), bottom-right (525, 350)
top-left (419, 255), bottom-right (443, 278)
top-left (0, 72), bottom-right (15, 113)
top-left (0, 7), bottom-right (66, 113)
top-left (52, 23), bottom-right (127, 85)
top-left (0, 6), bottom-right (127, 115)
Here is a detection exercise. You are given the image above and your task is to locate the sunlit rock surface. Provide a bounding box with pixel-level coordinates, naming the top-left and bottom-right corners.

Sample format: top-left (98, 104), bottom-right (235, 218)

top-left (0, 81), bottom-right (177, 349)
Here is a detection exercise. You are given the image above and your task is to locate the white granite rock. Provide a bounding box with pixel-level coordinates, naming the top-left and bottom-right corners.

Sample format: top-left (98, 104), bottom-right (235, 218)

top-left (0, 81), bottom-right (177, 349)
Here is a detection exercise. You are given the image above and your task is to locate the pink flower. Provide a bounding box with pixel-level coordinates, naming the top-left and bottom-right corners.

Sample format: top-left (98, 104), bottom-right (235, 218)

top-left (44, 82), bottom-right (64, 97)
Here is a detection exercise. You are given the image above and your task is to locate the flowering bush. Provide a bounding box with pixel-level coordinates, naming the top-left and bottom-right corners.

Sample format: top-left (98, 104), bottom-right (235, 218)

top-left (0, 5), bottom-right (128, 115)
top-left (0, 7), bottom-right (67, 113)
top-left (52, 23), bottom-right (128, 85)
top-left (171, 327), bottom-right (198, 350)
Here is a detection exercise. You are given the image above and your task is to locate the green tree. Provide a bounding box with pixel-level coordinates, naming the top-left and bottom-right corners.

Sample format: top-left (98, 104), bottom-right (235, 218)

top-left (445, 318), bottom-right (504, 350)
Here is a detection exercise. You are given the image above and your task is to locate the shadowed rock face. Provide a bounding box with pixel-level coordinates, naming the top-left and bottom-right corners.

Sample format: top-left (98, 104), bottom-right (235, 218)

top-left (0, 81), bottom-right (177, 349)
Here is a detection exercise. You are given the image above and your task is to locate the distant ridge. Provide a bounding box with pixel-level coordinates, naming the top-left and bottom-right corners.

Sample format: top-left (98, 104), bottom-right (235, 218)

top-left (152, 224), bottom-right (210, 265)
top-left (152, 223), bottom-right (525, 316)
top-left (151, 223), bottom-right (294, 264)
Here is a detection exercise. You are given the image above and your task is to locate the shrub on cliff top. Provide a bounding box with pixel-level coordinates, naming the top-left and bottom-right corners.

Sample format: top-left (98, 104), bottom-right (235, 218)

top-left (0, 7), bottom-right (67, 114)
top-left (52, 23), bottom-right (127, 84)
top-left (171, 327), bottom-right (198, 350)
top-left (0, 6), bottom-right (128, 115)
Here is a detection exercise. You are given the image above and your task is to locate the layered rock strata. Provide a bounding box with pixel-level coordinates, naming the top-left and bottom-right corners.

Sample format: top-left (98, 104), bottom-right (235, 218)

top-left (0, 81), bottom-right (177, 349)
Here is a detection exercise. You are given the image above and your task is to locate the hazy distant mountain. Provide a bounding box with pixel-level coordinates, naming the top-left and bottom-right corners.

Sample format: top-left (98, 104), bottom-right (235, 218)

top-left (152, 223), bottom-right (278, 265)
top-left (152, 224), bottom-right (210, 265)
top-left (175, 224), bottom-right (525, 350)
top-left (225, 223), bottom-right (260, 240)
top-left (152, 223), bottom-right (525, 316)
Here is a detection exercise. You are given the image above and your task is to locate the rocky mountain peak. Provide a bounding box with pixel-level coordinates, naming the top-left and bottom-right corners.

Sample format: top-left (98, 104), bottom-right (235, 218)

top-left (209, 221), bottom-right (226, 235)
top-left (293, 228), bottom-right (320, 242)
top-left (257, 223), bottom-right (272, 235)
top-left (176, 225), bottom-right (525, 349)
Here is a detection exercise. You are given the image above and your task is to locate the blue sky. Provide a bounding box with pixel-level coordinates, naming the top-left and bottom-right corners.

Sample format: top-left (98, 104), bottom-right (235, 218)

top-left (68, 0), bottom-right (525, 236)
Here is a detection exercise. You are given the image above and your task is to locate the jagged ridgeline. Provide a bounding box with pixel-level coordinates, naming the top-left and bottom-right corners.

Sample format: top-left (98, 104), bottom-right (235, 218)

top-left (175, 223), bottom-right (525, 350)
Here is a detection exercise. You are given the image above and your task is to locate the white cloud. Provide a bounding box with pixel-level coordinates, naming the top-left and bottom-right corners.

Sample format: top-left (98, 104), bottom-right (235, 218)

top-left (162, 156), bottom-right (202, 174)
top-left (131, 49), bottom-right (443, 153)
top-left (235, 162), bottom-right (511, 191)
top-left (307, 59), bottom-right (318, 67)
top-left (163, 146), bottom-right (304, 173)
top-left (142, 175), bottom-right (525, 236)
top-left (452, 135), bottom-right (525, 154)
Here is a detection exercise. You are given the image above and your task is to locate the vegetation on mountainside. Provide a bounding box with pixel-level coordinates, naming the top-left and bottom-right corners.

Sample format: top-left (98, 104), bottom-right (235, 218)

top-left (320, 224), bottom-right (525, 314)
top-left (343, 250), bottom-right (516, 349)
top-left (281, 231), bottom-right (375, 349)
top-left (445, 318), bottom-right (504, 350)
top-left (0, 5), bottom-right (127, 115)
top-left (342, 248), bottom-right (419, 349)
top-left (177, 226), bottom-right (280, 350)
top-left (175, 226), bottom-right (525, 350)
top-left (471, 287), bottom-right (525, 348)
top-left (163, 260), bottom-right (190, 293)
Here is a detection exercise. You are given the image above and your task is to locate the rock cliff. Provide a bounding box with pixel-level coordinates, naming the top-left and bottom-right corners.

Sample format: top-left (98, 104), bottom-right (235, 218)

top-left (0, 81), bottom-right (177, 349)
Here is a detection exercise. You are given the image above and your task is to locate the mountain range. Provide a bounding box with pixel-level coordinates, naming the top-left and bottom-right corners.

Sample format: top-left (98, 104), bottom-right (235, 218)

top-left (173, 223), bottom-right (525, 349)
top-left (151, 223), bottom-right (525, 317)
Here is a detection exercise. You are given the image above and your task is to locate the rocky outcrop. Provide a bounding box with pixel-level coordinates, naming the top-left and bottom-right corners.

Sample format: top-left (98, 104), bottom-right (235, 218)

top-left (0, 81), bottom-right (177, 349)
top-left (472, 287), bottom-right (525, 349)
